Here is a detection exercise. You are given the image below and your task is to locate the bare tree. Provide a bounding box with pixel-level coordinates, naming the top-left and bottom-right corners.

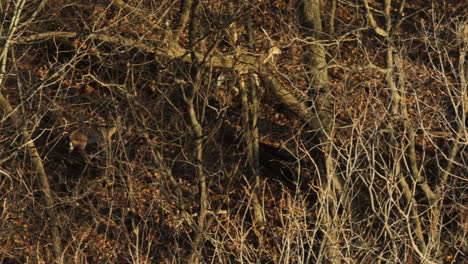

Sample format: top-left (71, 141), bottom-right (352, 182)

top-left (1, 0), bottom-right (466, 263)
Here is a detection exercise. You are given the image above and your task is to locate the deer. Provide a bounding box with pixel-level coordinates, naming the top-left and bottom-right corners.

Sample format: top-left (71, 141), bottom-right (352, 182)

top-left (69, 125), bottom-right (117, 153)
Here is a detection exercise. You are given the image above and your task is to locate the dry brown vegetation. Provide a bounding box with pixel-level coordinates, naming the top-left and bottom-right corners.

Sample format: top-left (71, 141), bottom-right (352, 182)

top-left (0, 0), bottom-right (466, 263)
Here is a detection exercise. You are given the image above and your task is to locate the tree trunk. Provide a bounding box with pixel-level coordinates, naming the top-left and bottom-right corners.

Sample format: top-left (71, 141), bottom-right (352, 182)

top-left (300, 0), bottom-right (343, 263)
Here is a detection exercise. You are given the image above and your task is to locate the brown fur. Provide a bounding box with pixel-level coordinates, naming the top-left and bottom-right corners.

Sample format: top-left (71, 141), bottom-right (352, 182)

top-left (69, 126), bottom-right (117, 152)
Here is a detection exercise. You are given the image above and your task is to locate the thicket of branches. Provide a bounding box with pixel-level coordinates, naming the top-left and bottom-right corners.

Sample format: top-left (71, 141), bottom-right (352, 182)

top-left (0, 0), bottom-right (466, 263)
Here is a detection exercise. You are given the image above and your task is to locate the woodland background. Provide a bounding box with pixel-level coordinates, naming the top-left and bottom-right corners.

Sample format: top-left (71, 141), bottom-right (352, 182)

top-left (0, 0), bottom-right (467, 263)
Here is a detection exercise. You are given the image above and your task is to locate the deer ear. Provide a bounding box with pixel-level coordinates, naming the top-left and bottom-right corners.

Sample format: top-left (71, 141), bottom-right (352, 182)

top-left (69, 141), bottom-right (75, 153)
top-left (108, 127), bottom-right (117, 138)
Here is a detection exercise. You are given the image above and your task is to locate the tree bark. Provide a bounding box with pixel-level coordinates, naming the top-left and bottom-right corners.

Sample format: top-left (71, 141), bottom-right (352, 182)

top-left (185, 2), bottom-right (207, 263)
top-left (300, 0), bottom-right (343, 263)
top-left (0, 1), bottom-right (63, 262)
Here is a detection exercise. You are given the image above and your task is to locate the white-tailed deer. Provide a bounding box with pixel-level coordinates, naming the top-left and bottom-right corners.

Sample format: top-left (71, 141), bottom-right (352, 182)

top-left (69, 125), bottom-right (117, 153)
